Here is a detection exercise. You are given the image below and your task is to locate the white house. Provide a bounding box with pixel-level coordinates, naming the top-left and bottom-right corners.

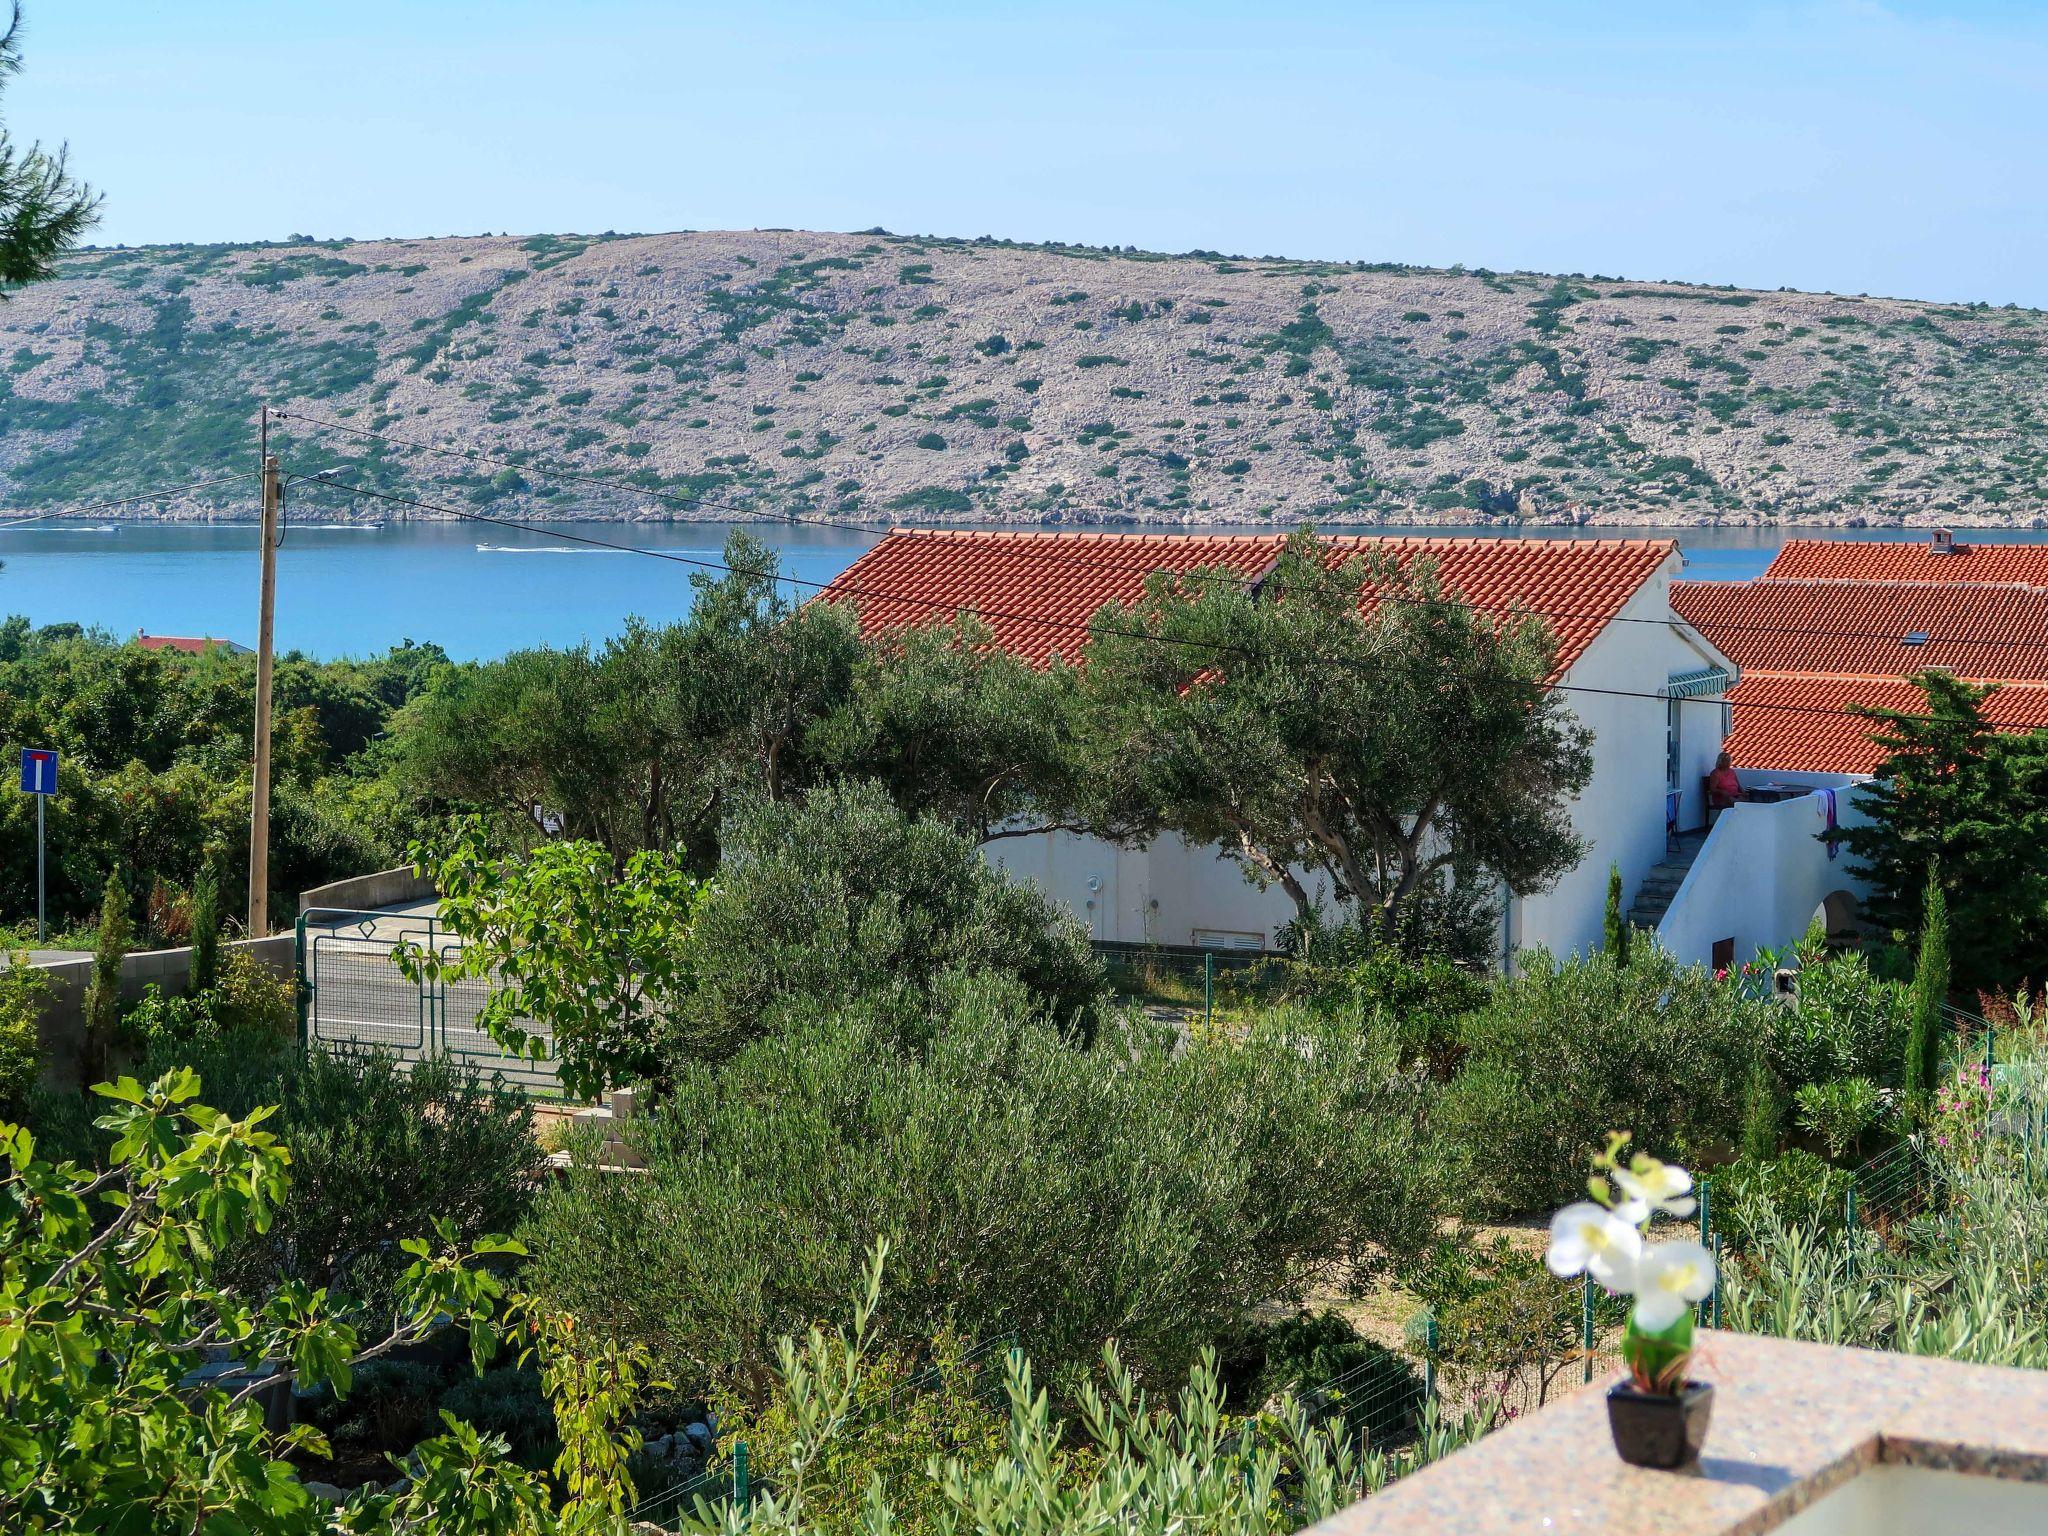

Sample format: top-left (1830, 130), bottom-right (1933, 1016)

top-left (1666, 534), bottom-right (2048, 962)
top-left (825, 529), bottom-right (1843, 969)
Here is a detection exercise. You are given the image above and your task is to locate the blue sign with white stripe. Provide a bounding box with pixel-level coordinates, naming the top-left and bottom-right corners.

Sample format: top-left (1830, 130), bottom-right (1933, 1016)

top-left (19, 747), bottom-right (56, 795)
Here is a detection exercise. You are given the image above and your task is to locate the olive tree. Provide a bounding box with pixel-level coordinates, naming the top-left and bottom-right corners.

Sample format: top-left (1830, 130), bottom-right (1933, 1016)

top-left (1074, 531), bottom-right (1592, 959)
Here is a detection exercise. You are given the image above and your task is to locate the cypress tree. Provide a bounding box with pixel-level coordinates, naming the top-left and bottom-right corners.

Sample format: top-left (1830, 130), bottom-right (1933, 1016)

top-left (81, 876), bottom-right (130, 1087)
top-left (187, 866), bottom-right (220, 996)
top-left (1837, 671), bottom-right (2048, 994)
top-left (1904, 864), bottom-right (1950, 1102)
top-left (1603, 863), bottom-right (1629, 964)
top-left (1739, 1054), bottom-right (1786, 1161)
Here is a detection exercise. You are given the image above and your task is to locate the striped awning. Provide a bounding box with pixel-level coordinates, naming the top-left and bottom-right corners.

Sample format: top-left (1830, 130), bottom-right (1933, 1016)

top-left (1665, 665), bottom-right (1734, 699)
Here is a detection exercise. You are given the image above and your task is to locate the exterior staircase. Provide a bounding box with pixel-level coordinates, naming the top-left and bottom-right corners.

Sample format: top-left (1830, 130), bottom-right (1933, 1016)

top-left (1626, 829), bottom-right (1708, 933)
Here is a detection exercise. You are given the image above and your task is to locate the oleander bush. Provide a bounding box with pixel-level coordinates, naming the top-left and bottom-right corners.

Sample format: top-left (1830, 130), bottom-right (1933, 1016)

top-left (670, 1247), bottom-right (1492, 1536)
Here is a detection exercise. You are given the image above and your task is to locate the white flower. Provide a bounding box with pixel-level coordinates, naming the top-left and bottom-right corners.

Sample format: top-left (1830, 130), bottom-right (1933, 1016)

top-left (1631, 1240), bottom-right (1716, 1332)
top-left (1615, 1159), bottom-right (1697, 1219)
top-left (1546, 1202), bottom-right (1642, 1288)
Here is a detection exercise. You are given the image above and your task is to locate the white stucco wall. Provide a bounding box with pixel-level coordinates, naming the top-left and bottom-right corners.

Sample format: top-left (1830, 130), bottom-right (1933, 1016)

top-left (1656, 786), bottom-right (1874, 966)
top-left (984, 828), bottom-right (1333, 948)
top-left (983, 550), bottom-right (1735, 965)
top-left (1512, 559), bottom-right (1732, 961)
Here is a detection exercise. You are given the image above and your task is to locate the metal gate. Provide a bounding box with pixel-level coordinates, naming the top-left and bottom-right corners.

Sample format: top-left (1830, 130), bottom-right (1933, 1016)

top-left (295, 907), bottom-right (562, 1097)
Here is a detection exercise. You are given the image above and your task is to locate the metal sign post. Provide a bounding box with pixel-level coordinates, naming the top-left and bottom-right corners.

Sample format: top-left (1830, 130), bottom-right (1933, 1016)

top-left (19, 747), bottom-right (57, 943)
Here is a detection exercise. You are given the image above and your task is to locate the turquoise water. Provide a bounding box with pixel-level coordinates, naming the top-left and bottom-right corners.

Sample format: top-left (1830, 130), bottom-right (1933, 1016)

top-left (1, 518), bottom-right (2039, 661)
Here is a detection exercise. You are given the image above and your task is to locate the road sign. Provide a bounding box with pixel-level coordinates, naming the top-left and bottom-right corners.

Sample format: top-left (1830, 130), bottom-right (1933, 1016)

top-left (19, 747), bottom-right (57, 796)
top-left (19, 748), bottom-right (55, 943)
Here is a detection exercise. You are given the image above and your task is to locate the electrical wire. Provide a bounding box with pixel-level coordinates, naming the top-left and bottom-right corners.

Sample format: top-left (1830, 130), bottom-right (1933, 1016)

top-left (290, 471), bottom-right (2048, 733)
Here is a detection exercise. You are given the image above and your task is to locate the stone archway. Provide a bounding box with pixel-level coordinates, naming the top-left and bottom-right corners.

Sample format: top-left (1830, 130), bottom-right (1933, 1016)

top-left (1812, 889), bottom-right (1863, 949)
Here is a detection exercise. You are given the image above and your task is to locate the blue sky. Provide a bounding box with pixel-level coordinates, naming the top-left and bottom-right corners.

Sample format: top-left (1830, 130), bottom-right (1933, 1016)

top-left (22, 2), bottom-right (2048, 306)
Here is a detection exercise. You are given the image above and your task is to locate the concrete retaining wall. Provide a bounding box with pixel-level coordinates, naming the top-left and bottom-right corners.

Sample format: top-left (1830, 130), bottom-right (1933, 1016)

top-left (30, 933), bottom-right (296, 1094)
top-left (298, 865), bottom-right (436, 916)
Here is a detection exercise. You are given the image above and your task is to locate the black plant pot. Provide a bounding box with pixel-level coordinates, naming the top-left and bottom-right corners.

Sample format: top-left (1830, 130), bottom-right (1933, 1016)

top-left (1606, 1380), bottom-right (1714, 1469)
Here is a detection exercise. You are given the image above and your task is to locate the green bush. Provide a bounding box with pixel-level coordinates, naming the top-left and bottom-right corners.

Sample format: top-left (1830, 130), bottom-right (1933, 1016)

top-left (147, 1035), bottom-right (544, 1313)
top-left (1443, 944), bottom-right (1765, 1216)
top-left (0, 953), bottom-right (49, 1115)
top-left (1281, 922), bottom-right (1487, 1078)
top-left (1770, 949), bottom-right (1909, 1092)
top-left (1711, 1149), bottom-right (1853, 1254)
top-left (123, 952), bottom-right (296, 1054)
top-left (521, 976), bottom-right (1446, 1395)
top-left (1412, 1236), bottom-right (1582, 1410)
top-left (1794, 1076), bottom-right (1884, 1160)
top-left (211, 951), bottom-right (296, 1037)
top-left (686, 782), bottom-right (1108, 1048)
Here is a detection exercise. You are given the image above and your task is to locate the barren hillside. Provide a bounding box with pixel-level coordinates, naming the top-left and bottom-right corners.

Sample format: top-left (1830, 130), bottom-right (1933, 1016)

top-left (7, 229), bottom-right (2047, 526)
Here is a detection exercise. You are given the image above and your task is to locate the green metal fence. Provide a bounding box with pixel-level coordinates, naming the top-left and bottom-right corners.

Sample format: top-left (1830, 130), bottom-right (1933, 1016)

top-left (294, 906), bottom-right (563, 1098)
top-left (1093, 942), bottom-right (1289, 1025)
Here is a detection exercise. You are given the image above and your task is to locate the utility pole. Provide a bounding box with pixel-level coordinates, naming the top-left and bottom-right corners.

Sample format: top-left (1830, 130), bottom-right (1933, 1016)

top-left (248, 409), bottom-right (281, 935)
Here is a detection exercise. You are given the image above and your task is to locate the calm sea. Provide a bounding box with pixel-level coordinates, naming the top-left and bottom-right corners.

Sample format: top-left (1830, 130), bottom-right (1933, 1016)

top-left (2, 518), bottom-right (2041, 662)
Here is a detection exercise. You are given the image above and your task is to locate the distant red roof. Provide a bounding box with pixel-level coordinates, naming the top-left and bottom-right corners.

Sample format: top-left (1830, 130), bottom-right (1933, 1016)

top-left (1672, 579), bottom-right (2048, 682)
top-left (820, 530), bottom-right (1676, 675)
top-left (134, 631), bottom-right (252, 656)
top-left (1726, 674), bottom-right (2048, 776)
top-left (1680, 537), bottom-right (2048, 774)
top-left (1764, 538), bottom-right (2048, 586)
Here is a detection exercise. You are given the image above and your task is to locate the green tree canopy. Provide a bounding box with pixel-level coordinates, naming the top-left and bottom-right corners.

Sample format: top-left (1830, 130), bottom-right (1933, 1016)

top-left (0, 5), bottom-right (96, 292)
top-left (1837, 671), bottom-right (2048, 994)
top-left (1072, 531), bottom-right (1593, 958)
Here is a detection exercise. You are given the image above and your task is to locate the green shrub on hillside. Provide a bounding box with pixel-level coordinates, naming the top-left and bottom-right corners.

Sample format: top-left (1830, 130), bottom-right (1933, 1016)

top-left (1443, 944), bottom-right (1764, 1216)
top-left (143, 1035), bottom-right (544, 1314)
top-left (0, 953), bottom-right (49, 1116)
top-left (520, 977), bottom-right (1445, 1394)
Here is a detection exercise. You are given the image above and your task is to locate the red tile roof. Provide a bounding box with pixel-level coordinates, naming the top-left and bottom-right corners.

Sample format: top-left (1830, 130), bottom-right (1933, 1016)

top-left (133, 632), bottom-right (251, 656)
top-left (1672, 579), bottom-right (2048, 682)
top-left (819, 530), bottom-right (1676, 674)
top-left (1726, 674), bottom-right (2048, 776)
top-left (1764, 538), bottom-right (2048, 586)
top-left (1321, 536), bottom-right (1676, 676)
top-left (1684, 536), bottom-right (2048, 773)
top-left (819, 531), bottom-right (1282, 669)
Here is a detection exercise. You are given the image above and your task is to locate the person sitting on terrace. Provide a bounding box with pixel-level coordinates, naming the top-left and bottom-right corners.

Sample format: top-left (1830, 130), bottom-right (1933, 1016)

top-left (1706, 751), bottom-right (1742, 823)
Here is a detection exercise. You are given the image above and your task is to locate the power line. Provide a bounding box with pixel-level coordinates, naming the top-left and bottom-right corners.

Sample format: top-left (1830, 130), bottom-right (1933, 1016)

top-left (0, 470), bottom-right (262, 529)
top-left (291, 471), bottom-right (2048, 733)
top-left (272, 407), bottom-right (2048, 664)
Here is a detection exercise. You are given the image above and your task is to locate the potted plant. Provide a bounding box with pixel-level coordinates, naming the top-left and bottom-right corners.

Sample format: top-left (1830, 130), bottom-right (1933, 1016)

top-left (1546, 1133), bottom-right (1717, 1468)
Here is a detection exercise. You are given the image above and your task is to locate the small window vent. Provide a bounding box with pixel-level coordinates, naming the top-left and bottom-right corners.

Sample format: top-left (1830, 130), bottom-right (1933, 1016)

top-left (1902, 631), bottom-right (1931, 647)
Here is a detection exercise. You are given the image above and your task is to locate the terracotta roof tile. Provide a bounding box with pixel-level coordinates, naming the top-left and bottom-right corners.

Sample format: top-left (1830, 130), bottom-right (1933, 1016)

top-left (1324, 536), bottom-right (1675, 675)
top-left (818, 530), bottom-right (1281, 669)
top-left (820, 530), bottom-right (1676, 674)
top-left (1672, 579), bottom-right (2048, 682)
top-left (1764, 538), bottom-right (2048, 586)
top-left (1726, 673), bottom-right (2048, 775)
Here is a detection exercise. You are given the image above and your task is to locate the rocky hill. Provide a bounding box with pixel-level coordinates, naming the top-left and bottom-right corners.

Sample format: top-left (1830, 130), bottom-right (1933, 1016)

top-left (6, 229), bottom-right (2047, 526)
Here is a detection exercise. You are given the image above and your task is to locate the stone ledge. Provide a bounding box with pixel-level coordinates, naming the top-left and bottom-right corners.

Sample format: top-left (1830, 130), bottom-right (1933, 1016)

top-left (1303, 1330), bottom-right (2048, 1536)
